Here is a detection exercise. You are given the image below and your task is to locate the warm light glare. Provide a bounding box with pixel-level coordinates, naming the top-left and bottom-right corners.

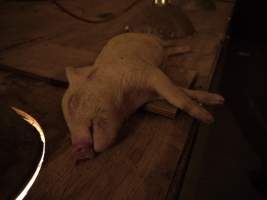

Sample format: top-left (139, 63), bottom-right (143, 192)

top-left (154, 0), bottom-right (166, 5)
top-left (11, 107), bottom-right (46, 200)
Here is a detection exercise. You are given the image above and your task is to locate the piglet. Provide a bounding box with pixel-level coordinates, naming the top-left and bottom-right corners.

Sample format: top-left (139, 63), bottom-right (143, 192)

top-left (62, 33), bottom-right (224, 161)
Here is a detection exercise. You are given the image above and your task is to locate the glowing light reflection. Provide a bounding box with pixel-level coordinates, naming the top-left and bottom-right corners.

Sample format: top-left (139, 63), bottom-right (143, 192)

top-left (154, 0), bottom-right (166, 5)
top-left (11, 107), bottom-right (46, 200)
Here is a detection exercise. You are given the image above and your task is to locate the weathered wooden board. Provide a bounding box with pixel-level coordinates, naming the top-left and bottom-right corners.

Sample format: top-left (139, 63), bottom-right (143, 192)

top-left (0, 0), bottom-right (231, 79)
top-left (0, 0), bottom-right (234, 200)
top-left (0, 43), bottom-right (95, 81)
top-left (0, 1), bottom-right (80, 51)
top-left (0, 1), bottom-right (233, 88)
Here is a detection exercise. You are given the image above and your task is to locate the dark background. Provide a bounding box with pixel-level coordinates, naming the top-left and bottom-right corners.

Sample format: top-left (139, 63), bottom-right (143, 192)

top-left (179, 0), bottom-right (267, 199)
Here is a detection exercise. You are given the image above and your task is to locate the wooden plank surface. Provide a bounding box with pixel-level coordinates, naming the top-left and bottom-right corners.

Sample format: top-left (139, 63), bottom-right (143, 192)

top-left (0, 1), bottom-right (79, 51)
top-left (0, 0), bottom-right (231, 82)
top-left (0, 43), bottom-right (95, 81)
top-left (0, 1), bottom-right (234, 199)
top-left (0, 0), bottom-right (233, 88)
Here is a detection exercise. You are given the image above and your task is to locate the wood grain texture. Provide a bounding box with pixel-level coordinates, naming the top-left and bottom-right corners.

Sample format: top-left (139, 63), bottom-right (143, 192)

top-left (0, 43), bottom-right (95, 81)
top-left (0, 0), bottom-right (234, 199)
top-left (26, 113), bottom-right (191, 200)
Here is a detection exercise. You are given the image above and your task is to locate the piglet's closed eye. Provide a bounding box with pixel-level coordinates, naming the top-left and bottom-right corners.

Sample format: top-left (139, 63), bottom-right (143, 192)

top-left (68, 95), bottom-right (80, 116)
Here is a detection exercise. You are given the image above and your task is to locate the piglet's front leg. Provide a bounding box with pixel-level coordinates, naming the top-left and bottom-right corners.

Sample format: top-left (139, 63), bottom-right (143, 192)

top-left (148, 68), bottom-right (224, 123)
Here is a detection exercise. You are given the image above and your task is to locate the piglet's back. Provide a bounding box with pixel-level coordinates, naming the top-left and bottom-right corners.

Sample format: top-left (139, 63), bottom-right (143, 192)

top-left (94, 33), bottom-right (164, 68)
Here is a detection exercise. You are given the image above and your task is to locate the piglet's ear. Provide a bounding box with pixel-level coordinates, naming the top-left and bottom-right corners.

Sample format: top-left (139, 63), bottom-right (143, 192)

top-left (65, 66), bottom-right (96, 87)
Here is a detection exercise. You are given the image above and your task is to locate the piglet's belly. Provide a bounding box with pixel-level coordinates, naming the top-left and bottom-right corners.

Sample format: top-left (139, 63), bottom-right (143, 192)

top-left (95, 33), bottom-right (165, 68)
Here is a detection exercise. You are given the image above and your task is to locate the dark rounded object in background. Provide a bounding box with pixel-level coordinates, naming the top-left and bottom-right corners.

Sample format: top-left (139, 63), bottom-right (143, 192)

top-left (0, 105), bottom-right (43, 200)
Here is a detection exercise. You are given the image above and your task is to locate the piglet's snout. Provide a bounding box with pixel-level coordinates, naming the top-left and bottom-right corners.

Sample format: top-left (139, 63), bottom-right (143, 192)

top-left (73, 144), bottom-right (96, 162)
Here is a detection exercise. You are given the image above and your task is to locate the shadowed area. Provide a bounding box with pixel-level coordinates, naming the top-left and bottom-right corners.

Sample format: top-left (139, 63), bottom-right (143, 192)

top-left (0, 105), bottom-right (42, 200)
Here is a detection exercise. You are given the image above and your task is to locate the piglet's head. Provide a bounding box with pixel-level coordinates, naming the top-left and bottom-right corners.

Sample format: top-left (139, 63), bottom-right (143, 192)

top-left (62, 66), bottom-right (120, 162)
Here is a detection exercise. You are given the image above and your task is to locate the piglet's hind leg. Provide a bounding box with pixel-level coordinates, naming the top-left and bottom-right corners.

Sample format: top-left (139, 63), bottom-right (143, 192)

top-left (149, 68), bottom-right (214, 123)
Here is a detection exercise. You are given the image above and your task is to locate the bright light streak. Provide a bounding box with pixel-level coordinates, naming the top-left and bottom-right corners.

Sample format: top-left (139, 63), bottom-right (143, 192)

top-left (154, 0), bottom-right (166, 5)
top-left (11, 107), bottom-right (46, 200)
